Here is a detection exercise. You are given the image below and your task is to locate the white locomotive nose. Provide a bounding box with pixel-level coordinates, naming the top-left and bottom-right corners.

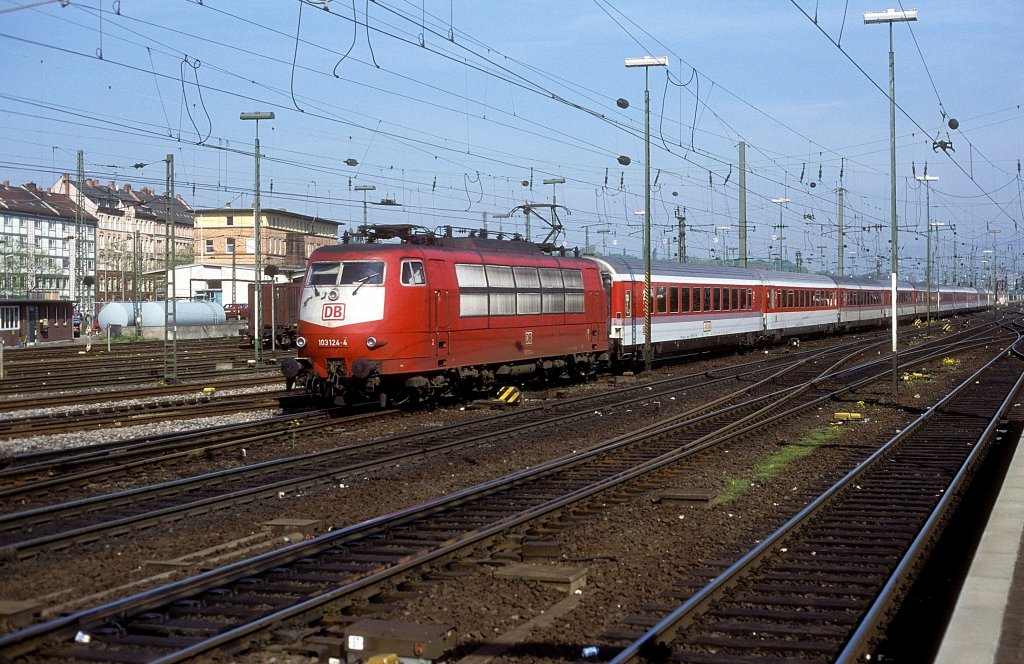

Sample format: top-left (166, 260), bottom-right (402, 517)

top-left (295, 336), bottom-right (306, 348)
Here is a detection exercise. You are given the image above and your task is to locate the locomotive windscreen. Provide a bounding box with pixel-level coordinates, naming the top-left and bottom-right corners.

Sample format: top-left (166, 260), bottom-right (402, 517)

top-left (307, 261), bottom-right (386, 286)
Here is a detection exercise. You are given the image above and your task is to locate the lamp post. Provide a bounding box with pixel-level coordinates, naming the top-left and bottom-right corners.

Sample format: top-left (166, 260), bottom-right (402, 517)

top-left (915, 174), bottom-right (938, 327)
top-left (240, 111), bottom-right (275, 365)
top-left (625, 54), bottom-right (668, 373)
top-left (770, 198), bottom-right (790, 270)
top-left (988, 228), bottom-right (1000, 317)
top-left (866, 6), bottom-right (917, 394)
top-left (355, 185), bottom-right (376, 233)
top-left (542, 177), bottom-right (565, 206)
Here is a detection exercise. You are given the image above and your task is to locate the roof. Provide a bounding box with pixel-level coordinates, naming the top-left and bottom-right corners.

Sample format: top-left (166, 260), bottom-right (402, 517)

top-left (0, 182), bottom-right (97, 223)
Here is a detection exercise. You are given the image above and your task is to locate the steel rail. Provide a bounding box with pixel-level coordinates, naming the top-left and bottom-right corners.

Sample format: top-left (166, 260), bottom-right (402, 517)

top-left (609, 329), bottom-right (1023, 663)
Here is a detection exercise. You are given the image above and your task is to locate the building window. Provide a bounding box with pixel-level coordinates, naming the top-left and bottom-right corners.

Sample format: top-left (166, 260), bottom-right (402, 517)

top-left (1, 306), bottom-right (18, 331)
top-left (226, 238), bottom-right (235, 254)
top-left (226, 215), bottom-right (234, 226)
top-left (205, 239), bottom-right (214, 254)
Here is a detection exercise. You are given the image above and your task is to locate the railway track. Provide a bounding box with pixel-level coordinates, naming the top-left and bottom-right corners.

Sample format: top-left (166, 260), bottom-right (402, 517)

top-left (0, 336), bottom-right (890, 559)
top-left (0, 408), bottom-right (378, 504)
top-left (608, 331), bottom-right (1024, 664)
top-left (0, 374), bottom-right (284, 415)
top-left (0, 385), bottom-right (296, 439)
top-left (0, 338), bottom-right (293, 394)
top-left (0, 323), bottom-right (1012, 662)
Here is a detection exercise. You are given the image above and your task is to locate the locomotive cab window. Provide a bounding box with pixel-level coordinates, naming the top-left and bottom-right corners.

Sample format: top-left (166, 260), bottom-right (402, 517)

top-left (308, 262), bottom-right (341, 285)
top-left (340, 261), bottom-right (384, 285)
top-left (307, 260), bottom-right (385, 286)
top-left (401, 260), bottom-right (425, 285)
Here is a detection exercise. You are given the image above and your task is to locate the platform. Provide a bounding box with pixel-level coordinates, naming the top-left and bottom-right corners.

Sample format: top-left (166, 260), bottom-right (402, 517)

top-left (934, 430), bottom-right (1024, 664)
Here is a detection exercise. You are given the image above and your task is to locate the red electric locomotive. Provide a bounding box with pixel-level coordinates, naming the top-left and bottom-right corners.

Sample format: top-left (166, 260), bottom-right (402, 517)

top-left (281, 229), bottom-right (609, 405)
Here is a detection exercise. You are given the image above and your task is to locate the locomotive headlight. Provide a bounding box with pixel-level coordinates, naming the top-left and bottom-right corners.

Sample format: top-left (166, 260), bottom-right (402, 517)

top-left (295, 336), bottom-right (306, 348)
top-left (366, 336), bottom-right (378, 348)
top-left (328, 290), bottom-right (339, 301)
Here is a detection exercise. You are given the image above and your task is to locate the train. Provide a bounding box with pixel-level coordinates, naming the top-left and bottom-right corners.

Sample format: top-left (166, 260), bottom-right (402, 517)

top-left (279, 226), bottom-right (991, 406)
top-left (246, 281), bottom-right (303, 349)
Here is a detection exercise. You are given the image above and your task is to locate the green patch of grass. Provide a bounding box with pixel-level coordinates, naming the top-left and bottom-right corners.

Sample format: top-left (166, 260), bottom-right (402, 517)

top-left (713, 426), bottom-right (846, 505)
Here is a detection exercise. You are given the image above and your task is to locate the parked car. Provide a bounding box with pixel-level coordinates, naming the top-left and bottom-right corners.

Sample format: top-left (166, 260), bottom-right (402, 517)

top-left (223, 303), bottom-right (249, 320)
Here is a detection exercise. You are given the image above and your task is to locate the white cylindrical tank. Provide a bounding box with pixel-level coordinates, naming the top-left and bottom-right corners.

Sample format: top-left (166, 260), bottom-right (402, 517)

top-left (96, 301), bottom-right (226, 329)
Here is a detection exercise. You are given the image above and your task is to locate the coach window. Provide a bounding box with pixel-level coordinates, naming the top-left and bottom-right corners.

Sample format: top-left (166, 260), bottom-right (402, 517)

top-left (703, 287), bottom-right (712, 312)
top-left (721, 288), bottom-right (730, 311)
top-left (656, 286), bottom-right (668, 313)
top-left (731, 288), bottom-right (739, 310)
top-left (401, 260), bottom-right (425, 285)
top-left (669, 286), bottom-right (680, 313)
top-left (680, 287), bottom-right (690, 313)
top-left (712, 288), bottom-right (721, 311)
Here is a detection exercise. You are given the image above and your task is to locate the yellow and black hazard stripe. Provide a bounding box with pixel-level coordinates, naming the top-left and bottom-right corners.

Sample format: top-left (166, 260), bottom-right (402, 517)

top-left (496, 386), bottom-right (521, 404)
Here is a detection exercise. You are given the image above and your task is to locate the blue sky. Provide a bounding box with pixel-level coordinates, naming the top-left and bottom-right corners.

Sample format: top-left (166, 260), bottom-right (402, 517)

top-left (1, 0), bottom-right (1021, 281)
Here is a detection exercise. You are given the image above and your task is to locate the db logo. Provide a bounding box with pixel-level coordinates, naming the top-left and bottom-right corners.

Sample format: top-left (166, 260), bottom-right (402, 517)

top-left (322, 303), bottom-right (346, 320)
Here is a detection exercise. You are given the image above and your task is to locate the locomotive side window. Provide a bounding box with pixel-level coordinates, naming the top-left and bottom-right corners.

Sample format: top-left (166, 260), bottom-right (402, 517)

top-left (485, 265), bottom-right (515, 288)
top-left (565, 292), bottom-right (585, 313)
top-left (455, 264), bottom-right (487, 287)
top-left (514, 267), bottom-right (541, 314)
top-left (491, 291), bottom-right (517, 315)
top-left (544, 291), bottom-right (565, 313)
top-left (401, 260), bottom-right (425, 285)
top-left (518, 292), bottom-right (542, 314)
top-left (561, 269), bottom-right (584, 289)
top-left (513, 267), bottom-right (540, 288)
top-left (456, 264), bottom-right (488, 316)
top-left (625, 289), bottom-right (632, 317)
top-left (539, 268), bottom-right (564, 288)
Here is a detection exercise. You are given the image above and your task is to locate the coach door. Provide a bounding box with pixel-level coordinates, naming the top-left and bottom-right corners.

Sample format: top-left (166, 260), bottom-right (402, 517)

top-left (428, 259), bottom-right (452, 363)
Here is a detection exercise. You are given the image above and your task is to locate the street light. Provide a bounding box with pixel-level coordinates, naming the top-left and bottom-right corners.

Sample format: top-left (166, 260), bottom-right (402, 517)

top-left (240, 111), bottom-right (275, 365)
top-left (625, 54), bottom-right (668, 373)
top-left (915, 174), bottom-right (938, 327)
top-left (542, 177), bottom-right (565, 205)
top-left (770, 198), bottom-right (790, 270)
top-left (354, 185), bottom-right (376, 231)
top-left (866, 6), bottom-right (917, 394)
top-left (112, 247), bottom-right (126, 301)
top-left (987, 229), bottom-right (1000, 317)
